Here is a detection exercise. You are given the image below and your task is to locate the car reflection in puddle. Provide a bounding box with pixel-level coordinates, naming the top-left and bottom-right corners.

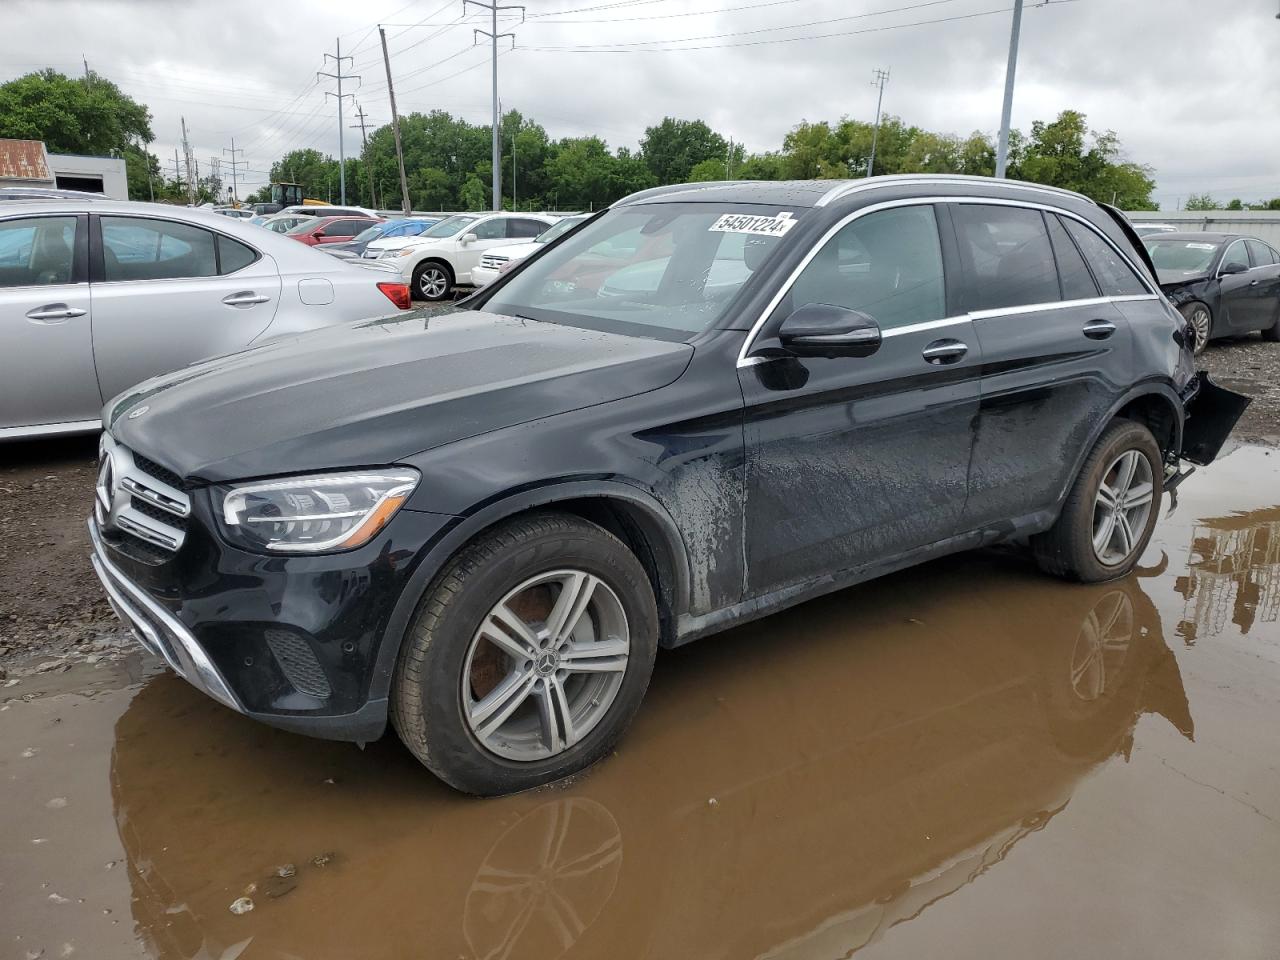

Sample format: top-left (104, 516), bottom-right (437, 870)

top-left (109, 543), bottom-right (1195, 960)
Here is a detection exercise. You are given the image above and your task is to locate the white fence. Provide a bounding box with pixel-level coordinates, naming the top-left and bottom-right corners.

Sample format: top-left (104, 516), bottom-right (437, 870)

top-left (1125, 210), bottom-right (1280, 246)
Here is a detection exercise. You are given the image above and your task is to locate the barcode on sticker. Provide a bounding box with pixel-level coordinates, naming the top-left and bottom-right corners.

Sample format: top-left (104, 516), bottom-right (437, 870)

top-left (709, 212), bottom-right (797, 237)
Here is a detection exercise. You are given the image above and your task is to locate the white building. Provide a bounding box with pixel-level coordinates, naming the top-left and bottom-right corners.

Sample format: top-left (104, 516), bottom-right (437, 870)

top-left (0, 138), bottom-right (129, 199)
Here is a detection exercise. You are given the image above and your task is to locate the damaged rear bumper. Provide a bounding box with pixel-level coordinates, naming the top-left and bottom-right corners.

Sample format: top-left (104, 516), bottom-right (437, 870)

top-left (1179, 372), bottom-right (1251, 466)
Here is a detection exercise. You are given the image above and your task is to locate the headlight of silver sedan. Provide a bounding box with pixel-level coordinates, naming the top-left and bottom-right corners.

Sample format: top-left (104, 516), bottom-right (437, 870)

top-left (217, 469), bottom-right (419, 553)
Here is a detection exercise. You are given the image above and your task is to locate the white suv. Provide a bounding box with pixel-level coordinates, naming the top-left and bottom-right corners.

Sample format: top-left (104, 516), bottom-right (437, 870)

top-left (379, 213), bottom-right (555, 301)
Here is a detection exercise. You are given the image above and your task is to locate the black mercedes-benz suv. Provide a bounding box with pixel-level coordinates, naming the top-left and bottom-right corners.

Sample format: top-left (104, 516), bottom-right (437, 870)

top-left (90, 175), bottom-right (1247, 795)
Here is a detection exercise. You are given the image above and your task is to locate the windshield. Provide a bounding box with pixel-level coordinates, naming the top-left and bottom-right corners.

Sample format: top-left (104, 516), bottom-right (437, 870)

top-left (535, 216), bottom-right (588, 244)
top-left (481, 203), bottom-right (798, 338)
top-left (1145, 238), bottom-right (1219, 274)
top-left (353, 224), bottom-right (387, 244)
top-left (421, 215), bottom-right (477, 239)
top-left (285, 219), bottom-right (319, 235)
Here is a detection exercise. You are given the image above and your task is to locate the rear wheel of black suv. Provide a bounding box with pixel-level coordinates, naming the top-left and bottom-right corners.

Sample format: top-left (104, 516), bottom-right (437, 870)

top-left (391, 512), bottom-right (658, 795)
top-left (1032, 419), bottom-right (1163, 583)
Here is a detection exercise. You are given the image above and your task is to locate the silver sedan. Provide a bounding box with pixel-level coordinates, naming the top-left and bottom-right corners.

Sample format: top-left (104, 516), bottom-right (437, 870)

top-left (1, 200), bottom-right (410, 440)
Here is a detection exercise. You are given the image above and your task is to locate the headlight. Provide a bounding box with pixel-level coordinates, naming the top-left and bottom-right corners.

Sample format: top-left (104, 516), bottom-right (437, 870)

top-left (217, 469), bottom-right (419, 554)
top-left (394, 247), bottom-right (418, 257)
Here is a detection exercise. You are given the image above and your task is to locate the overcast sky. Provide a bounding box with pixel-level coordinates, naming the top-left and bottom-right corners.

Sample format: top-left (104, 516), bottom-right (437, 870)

top-left (5, 0), bottom-right (1280, 209)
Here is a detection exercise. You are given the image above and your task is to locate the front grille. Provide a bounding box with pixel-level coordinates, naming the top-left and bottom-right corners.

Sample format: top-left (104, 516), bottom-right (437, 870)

top-left (480, 254), bottom-right (509, 270)
top-left (98, 436), bottom-right (191, 556)
top-left (133, 452), bottom-right (184, 491)
top-left (265, 629), bottom-right (332, 699)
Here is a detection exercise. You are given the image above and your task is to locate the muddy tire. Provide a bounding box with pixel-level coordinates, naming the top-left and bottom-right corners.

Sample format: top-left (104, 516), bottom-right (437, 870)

top-left (412, 260), bottom-right (454, 302)
top-left (1032, 419), bottom-right (1163, 583)
top-left (391, 512), bottom-right (658, 796)
top-left (1178, 301), bottom-right (1213, 354)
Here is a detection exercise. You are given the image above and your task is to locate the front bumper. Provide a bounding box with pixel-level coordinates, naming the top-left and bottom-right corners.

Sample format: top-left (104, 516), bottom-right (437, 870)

top-left (89, 517), bottom-right (241, 711)
top-left (471, 265), bottom-right (501, 288)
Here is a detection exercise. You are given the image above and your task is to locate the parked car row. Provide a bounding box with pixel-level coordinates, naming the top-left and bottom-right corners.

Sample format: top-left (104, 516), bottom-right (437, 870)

top-left (0, 199), bottom-right (412, 440)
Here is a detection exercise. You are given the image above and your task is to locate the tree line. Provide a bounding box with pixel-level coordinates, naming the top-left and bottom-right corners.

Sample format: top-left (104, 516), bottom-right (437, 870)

top-left (2, 67), bottom-right (1178, 212)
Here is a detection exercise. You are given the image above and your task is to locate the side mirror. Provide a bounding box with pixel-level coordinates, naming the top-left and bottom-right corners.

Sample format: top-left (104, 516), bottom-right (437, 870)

top-left (1220, 260), bottom-right (1248, 276)
top-left (312, 230), bottom-right (326, 239)
top-left (461, 232), bottom-right (478, 246)
top-left (777, 303), bottom-right (881, 359)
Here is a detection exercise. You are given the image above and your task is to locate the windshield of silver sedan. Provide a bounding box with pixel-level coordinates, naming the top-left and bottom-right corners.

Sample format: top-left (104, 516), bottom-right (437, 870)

top-left (480, 203), bottom-right (799, 337)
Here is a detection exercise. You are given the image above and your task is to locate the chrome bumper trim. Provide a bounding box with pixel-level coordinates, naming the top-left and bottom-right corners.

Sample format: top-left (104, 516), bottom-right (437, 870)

top-left (88, 518), bottom-right (242, 713)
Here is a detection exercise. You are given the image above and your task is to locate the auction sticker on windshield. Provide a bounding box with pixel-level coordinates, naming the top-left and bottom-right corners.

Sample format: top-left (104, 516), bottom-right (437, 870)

top-left (710, 211), bottom-right (798, 237)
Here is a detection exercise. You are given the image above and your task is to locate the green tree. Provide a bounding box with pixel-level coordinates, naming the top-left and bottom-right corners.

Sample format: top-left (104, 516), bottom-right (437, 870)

top-left (1012, 111), bottom-right (1156, 208)
top-left (460, 174), bottom-right (487, 211)
top-left (1183, 193), bottom-right (1218, 211)
top-left (640, 117), bottom-right (728, 184)
top-left (1225, 198), bottom-right (1243, 211)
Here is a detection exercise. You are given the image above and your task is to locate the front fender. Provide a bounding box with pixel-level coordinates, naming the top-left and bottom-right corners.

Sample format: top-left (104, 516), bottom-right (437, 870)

top-left (365, 479), bottom-right (693, 705)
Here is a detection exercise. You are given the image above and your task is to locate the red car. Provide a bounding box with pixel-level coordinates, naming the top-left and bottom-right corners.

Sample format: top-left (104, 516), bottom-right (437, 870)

top-left (286, 215), bottom-right (382, 246)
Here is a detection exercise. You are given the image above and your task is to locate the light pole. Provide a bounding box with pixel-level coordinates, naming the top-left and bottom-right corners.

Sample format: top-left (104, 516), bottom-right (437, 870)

top-left (995, 0), bottom-right (1024, 179)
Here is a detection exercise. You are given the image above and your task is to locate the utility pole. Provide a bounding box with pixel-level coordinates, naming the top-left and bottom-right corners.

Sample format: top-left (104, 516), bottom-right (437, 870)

top-left (726, 136), bottom-right (734, 179)
top-left (208, 156), bottom-right (221, 202)
top-left (995, 0), bottom-right (1024, 179)
top-left (82, 55), bottom-right (90, 84)
top-left (466, 0), bottom-right (524, 211)
top-left (171, 149), bottom-right (182, 186)
top-left (180, 117), bottom-right (196, 206)
top-left (512, 132), bottom-right (517, 210)
top-left (222, 137), bottom-right (245, 205)
top-left (378, 26), bottom-right (413, 215)
top-left (350, 104), bottom-right (379, 209)
top-left (319, 38), bottom-right (359, 205)
top-left (868, 67), bottom-right (890, 178)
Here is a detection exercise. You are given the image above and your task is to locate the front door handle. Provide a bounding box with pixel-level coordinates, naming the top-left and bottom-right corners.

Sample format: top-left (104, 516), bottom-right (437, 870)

top-left (221, 291), bottom-right (270, 307)
top-left (922, 339), bottom-right (968, 365)
top-left (1249, 279), bottom-right (1260, 287)
top-left (26, 303), bottom-right (87, 323)
top-left (1082, 318), bottom-right (1117, 340)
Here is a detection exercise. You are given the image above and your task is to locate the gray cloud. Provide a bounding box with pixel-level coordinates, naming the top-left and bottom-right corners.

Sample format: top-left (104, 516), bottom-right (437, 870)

top-left (5, 0), bottom-right (1279, 208)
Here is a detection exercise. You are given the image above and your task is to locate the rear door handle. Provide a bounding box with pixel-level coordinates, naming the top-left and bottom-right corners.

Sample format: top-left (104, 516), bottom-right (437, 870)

top-left (1082, 319), bottom-right (1117, 340)
top-left (922, 339), bottom-right (968, 365)
top-left (221, 291), bottom-right (270, 307)
top-left (25, 304), bottom-right (87, 323)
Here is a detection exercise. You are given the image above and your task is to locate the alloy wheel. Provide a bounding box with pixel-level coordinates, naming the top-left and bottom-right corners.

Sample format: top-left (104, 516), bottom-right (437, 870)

top-left (1187, 306), bottom-right (1211, 353)
top-left (462, 569), bottom-right (631, 762)
top-left (1091, 449), bottom-right (1155, 565)
top-left (418, 267), bottom-right (449, 300)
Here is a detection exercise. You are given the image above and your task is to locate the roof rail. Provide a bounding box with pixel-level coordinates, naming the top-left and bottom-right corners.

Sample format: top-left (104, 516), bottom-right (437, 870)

top-left (813, 174), bottom-right (1092, 208)
top-left (611, 181), bottom-right (744, 207)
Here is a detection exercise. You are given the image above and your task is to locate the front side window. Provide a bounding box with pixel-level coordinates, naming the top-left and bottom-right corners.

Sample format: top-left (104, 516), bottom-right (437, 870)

top-left (952, 204), bottom-right (1059, 311)
top-left (324, 219), bottom-right (365, 238)
top-left (483, 202), bottom-right (797, 338)
top-left (0, 216), bottom-right (77, 288)
top-left (1246, 239), bottom-right (1276, 267)
top-left (1063, 218), bottom-right (1147, 296)
top-left (782, 204), bottom-right (946, 329)
top-left (101, 217), bottom-right (217, 281)
top-left (471, 218), bottom-right (508, 241)
top-left (1219, 240), bottom-right (1248, 273)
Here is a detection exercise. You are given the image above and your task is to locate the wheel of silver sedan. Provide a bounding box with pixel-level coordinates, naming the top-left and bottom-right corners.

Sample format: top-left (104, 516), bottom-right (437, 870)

top-left (462, 569), bottom-right (631, 762)
top-left (1092, 449), bottom-right (1155, 566)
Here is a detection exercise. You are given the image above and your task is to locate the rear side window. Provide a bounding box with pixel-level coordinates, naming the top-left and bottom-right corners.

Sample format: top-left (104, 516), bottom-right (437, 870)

top-left (101, 217), bottom-right (217, 281)
top-left (1046, 214), bottom-right (1099, 300)
top-left (509, 218), bottom-right (548, 239)
top-left (785, 204), bottom-right (946, 330)
top-left (952, 204), bottom-right (1059, 311)
top-left (1062, 219), bottom-right (1147, 296)
top-left (217, 235), bottom-right (259, 274)
top-left (323, 219), bottom-right (364, 238)
top-left (1246, 239), bottom-right (1276, 267)
top-left (0, 216), bottom-right (77, 287)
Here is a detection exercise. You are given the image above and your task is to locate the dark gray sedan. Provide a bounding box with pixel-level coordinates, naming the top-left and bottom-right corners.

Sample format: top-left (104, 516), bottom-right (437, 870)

top-left (1144, 232), bottom-right (1280, 353)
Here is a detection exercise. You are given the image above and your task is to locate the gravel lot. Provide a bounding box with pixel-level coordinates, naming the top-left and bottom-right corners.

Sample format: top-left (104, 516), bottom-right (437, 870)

top-left (1, 329), bottom-right (1277, 671)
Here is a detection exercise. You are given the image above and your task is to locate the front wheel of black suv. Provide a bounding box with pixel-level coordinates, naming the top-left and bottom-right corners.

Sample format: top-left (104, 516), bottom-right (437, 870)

top-left (1032, 419), bottom-right (1164, 583)
top-left (391, 513), bottom-right (659, 795)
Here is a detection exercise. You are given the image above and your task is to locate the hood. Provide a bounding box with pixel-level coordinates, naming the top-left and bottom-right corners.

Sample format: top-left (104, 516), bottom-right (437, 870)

top-left (367, 236), bottom-right (421, 253)
top-left (1157, 269), bottom-right (1211, 289)
top-left (105, 311), bottom-right (693, 483)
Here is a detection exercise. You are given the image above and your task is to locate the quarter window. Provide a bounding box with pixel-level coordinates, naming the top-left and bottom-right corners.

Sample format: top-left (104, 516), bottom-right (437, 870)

top-left (1046, 214), bottom-right (1099, 300)
top-left (784, 204), bottom-right (946, 330)
top-left (217, 236), bottom-right (259, 274)
top-left (0, 216), bottom-right (77, 288)
top-left (101, 217), bottom-right (217, 281)
top-left (952, 204), bottom-right (1059, 311)
top-left (1246, 239), bottom-right (1276, 267)
top-left (1062, 219), bottom-right (1147, 296)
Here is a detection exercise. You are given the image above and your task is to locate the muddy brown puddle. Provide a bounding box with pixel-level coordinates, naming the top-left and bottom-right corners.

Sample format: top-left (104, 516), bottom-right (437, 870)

top-left (4, 445), bottom-right (1279, 960)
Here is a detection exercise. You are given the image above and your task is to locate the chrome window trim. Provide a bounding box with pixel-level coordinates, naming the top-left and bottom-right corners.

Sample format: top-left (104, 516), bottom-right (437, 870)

top-left (736, 195), bottom-right (1157, 367)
